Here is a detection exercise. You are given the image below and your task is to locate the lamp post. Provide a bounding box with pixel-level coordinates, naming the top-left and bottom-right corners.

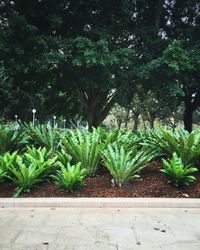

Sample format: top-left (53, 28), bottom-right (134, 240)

top-left (63, 119), bottom-right (66, 129)
top-left (53, 116), bottom-right (56, 128)
top-left (32, 109), bottom-right (36, 126)
top-left (14, 115), bottom-right (18, 123)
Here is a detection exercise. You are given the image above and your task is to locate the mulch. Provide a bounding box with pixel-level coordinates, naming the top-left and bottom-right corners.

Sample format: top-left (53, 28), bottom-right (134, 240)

top-left (1, 162), bottom-right (200, 198)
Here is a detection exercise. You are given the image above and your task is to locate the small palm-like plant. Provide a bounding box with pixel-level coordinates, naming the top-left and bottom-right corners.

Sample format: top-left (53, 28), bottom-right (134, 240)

top-left (61, 128), bottom-right (103, 176)
top-left (23, 123), bottom-right (61, 153)
top-left (8, 157), bottom-right (44, 197)
top-left (7, 147), bottom-right (57, 197)
top-left (0, 168), bottom-right (7, 183)
top-left (0, 123), bottom-right (29, 154)
top-left (161, 152), bottom-right (198, 187)
top-left (102, 143), bottom-right (157, 187)
top-left (56, 149), bottom-right (72, 169)
top-left (0, 151), bottom-right (19, 173)
top-left (52, 162), bottom-right (86, 192)
top-left (23, 146), bottom-right (57, 178)
top-left (142, 127), bottom-right (200, 166)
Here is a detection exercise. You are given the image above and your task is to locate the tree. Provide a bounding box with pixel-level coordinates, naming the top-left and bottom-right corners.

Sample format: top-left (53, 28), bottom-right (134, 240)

top-left (143, 40), bottom-right (200, 132)
top-left (109, 104), bottom-right (132, 129)
top-left (0, 0), bottom-right (134, 127)
top-left (0, 63), bottom-right (12, 118)
top-left (131, 0), bottom-right (200, 132)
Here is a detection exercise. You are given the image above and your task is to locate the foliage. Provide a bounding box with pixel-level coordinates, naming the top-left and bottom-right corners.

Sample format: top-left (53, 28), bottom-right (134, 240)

top-left (0, 64), bottom-right (12, 116)
top-left (56, 149), bottom-right (72, 169)
top-left (61, 128), bottom-right (103, 176)
top-left (0, 151), bottom-right (19, 173)
top-left (52, 162), bottom-right (86, 192)
top-left (161, 152), bottom-right (198, 187)
top-left (102, 143), bottom-right (157, 187)
top-left (7, 147), bottom-right (57, 197)
top-left (0, 123), bottom-right (29, 155)
top-left (0, 168), bottom-right (7, 183)
top-left (143, 127), bottom-right (200, 166)
top-left (24, 124), bottom-right (61, 153)
top-left (100, 128), bottom-right (141, 150)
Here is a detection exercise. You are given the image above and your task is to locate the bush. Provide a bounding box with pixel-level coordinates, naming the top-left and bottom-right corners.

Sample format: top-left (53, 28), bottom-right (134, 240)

top-left (52, 162), bottom-right (86, 192)
top-left (142, 127), bottom-right (200, 165)
top-left (56, 149), bottom-right (72, 169)
top-left (61, 128), bottom-right (103, 176)
top-left (102, 143), bottom-right (157, 187)
top-left (0, 123), bottom-right (29, 154)
top-left (161, 152), bottom-right (198, 187)
top-left (100, 128), bottom-right (142, 150)
top-left (23, 123), bottom-right (61, 153)
top-left (0, 151), bottom-right (19, 174)
top-left (0, 168), bottom-right (6, 183)
top-left (7, 147), bottom-right (57, 197)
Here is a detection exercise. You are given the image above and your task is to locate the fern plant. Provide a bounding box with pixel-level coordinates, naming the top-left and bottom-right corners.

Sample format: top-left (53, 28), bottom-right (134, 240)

top-left (23, 146), bottom-right (57, 178)
top-left (161, 152), bottom-right (198, 187)
top-left (102, 143), bottom-right (157, 187)
top-left (0, 151), bottom-right (19, 174)
top-left (0, 168), bottom-right (7, 183)
top-left (56, 149), bottom-right (72, 169)
top-left (7, 147), bottom-right (57, 197)
top-left (0, 123), bottom-right (29, 154)
top-left (52, 162), bottom-right (86, 192)
top-left (142, 127), bottom-right (200, 165)
top-left (23, 123), bottom-right (61, 153)
top-left (61, 128), bottom-right (103, 176)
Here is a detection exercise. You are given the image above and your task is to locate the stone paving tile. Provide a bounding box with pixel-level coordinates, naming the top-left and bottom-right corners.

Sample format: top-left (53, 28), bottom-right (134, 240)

top-left (0, 208), bottom-right (200, 250)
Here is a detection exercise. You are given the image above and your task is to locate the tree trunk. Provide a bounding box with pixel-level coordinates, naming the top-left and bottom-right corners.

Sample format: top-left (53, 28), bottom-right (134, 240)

top-left (117, 120), bottom-right (122, 129)
top-left (183, 101), bottom-right (194, 132)
top-left (148, 112), bottom-right (156, 130)
top-left (149, 119), bottom-right (155, 130)
top-left (124, 109), bottom-right (130, 129)
top-left (133, 112), bottom-right (139, 131)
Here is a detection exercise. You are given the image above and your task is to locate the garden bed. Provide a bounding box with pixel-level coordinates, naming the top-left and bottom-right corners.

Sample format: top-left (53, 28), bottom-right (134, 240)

top-left (1, 163), bottom-right (200, 198)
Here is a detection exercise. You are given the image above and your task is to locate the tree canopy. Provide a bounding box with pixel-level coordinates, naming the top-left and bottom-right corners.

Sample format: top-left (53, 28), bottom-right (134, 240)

top-left (0, 0), bottom-right (200, 130)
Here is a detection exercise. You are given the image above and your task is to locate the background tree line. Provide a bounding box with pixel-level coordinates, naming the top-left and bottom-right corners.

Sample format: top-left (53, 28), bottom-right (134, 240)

top-left (0, 0), bottom-right (200, 131)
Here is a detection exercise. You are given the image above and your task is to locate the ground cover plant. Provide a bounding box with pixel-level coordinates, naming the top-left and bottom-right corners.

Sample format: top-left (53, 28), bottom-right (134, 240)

top-left (0, 124), bottom-right (199, 197)
top-left (3, 147), bottom-right (57, 197)
top-left (52, 162), bottom-right (86, 192)
top-left (102, 143), bottom-right (157, 187)
top-left (23, 124), bottom-right (61, 153)
top-left (161, 152), bottom-right (198, 187)
top-left (142, 128), bottom-right (200, 165)
top-left (61, 128), bottom-right (104, 176)
top-left (0, 123), bottom-right (29, 155)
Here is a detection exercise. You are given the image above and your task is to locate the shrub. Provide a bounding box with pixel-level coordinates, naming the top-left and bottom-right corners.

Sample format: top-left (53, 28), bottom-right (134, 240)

top-left (0, 123), bottom-right (29, 154)
top-left (24, 124), bottom-right (61, 153)
top-left (61, 128), bottom-right (103, 176)
top-left (56, 149), bottom-right (72, 169)
top-left (23, 146), bottom-right (57, 177)
top-left (52, 162), bottom-right (86, 192)
top-left (161, 152), bottom-right (198, 187)
top-left (0, 168), bottom-right (6, 183)
top-left (101, 129), bottom-right (142, 150)
top-left (0, 151), bottom-right (19, 174)
top-left (142, 127), bottom-right (200, 165)
top-left (102, 143), bottom-right (157, 187)
top-left (7, 147), bottom-right (57, 197)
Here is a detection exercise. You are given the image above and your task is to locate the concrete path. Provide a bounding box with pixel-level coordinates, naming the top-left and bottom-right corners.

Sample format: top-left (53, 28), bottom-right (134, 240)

top-left (0, 208), bottom-right (199, 250)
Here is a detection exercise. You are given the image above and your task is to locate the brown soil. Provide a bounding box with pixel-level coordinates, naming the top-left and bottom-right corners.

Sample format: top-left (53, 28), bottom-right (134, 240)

top-left (1, 163), bottom-right (200, 198)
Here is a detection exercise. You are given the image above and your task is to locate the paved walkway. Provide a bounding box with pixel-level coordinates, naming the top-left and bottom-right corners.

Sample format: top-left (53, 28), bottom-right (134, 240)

top-left (0, 207), bottom-right (199, 250)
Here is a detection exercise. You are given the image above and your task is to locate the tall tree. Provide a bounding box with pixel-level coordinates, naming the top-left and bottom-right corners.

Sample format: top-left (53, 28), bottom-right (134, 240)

top-left (0, 0), bottom-right (134, 127)
top-left (0, 63), bottom-right (12, 118)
